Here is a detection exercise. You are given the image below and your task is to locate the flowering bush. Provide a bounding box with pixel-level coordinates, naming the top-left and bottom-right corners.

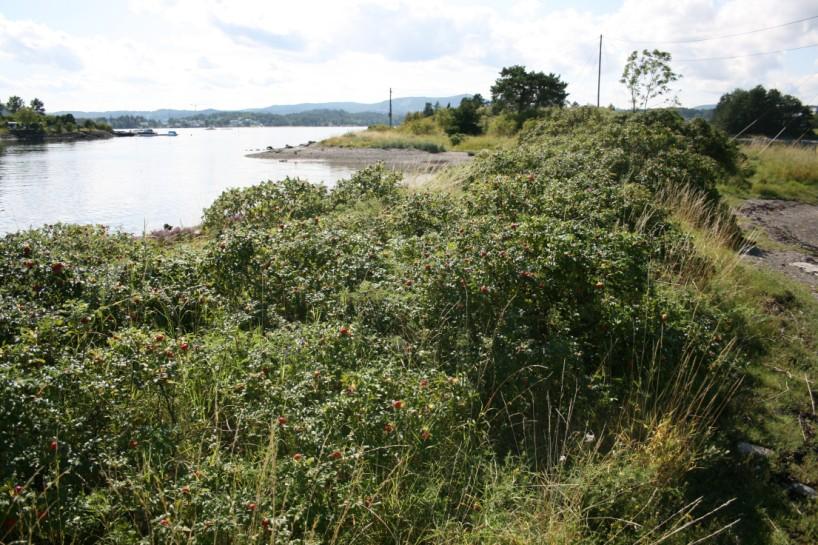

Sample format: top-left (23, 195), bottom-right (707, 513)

top-left (0, 109), bottom-right (745, 544)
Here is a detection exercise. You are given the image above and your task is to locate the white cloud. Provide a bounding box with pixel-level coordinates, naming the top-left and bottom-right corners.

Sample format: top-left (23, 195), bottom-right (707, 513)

top-left (0, 14), bottom-right (84, 70)
top-left (0, 0), bottom-right (816, 111)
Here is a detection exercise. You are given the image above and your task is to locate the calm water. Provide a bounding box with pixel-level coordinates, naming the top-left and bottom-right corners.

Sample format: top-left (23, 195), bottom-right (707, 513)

top-left (0, 126), bottom-right (362, 234)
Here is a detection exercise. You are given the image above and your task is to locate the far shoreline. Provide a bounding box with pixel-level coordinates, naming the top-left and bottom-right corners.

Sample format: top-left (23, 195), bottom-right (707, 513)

top-left (0, 129), bottom-right (114, 144)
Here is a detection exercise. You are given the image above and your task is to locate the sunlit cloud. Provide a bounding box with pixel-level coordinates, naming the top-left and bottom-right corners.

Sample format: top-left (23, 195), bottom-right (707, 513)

top-left (0, 14), bottom-right (84, 70)
top-left (212, 19), bottom-right (306, 51)
top-left (0, 0), bottom-right (815, 111)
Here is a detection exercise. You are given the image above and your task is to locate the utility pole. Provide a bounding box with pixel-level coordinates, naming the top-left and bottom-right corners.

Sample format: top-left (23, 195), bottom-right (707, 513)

top-left (389, 88), bottom-right (393, 128)
top-left (597, 35), bottom-right (602, 107)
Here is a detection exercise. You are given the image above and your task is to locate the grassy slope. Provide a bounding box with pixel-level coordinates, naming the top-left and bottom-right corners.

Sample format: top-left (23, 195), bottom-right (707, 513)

top-left (700, 140), bottom-right (818, 542)
top-left (681, 220), bottom-right (818, 542)
top-left (321, 122), bottom-right (515, 154)
top-left (321, 129), bottom-right (515, 154)
top-left (2, 108), bottom-right (818, 544)
top-left (720, 143), bottom-right (818, 204)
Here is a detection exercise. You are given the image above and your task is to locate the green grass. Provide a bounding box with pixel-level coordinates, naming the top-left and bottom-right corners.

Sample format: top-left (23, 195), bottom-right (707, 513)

top-left (653, 183), bottom-right (818, 540)
top-left (721, 143), bottom-right (818, 204)
top-left (686, 241), bottom-right (818, 541)
top-left (322, 127), bottom-right (514, 154)
top-left (449, 133), bottom-right (511, 152)
top-left (322, 130), bottom-right (448, 153)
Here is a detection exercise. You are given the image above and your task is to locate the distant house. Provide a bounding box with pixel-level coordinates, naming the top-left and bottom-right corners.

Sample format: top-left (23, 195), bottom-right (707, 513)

top-left (810, 105), bottom-right (818, 115)
top-left (6, 121), bottom-right (19, 129)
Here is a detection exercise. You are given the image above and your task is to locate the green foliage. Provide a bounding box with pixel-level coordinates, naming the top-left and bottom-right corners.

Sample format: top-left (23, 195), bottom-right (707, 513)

top-left (202, 177), bottom-right (330, 233)
top-left (29, 98), bottom-right (45, 115)
top-left (722, 143), bottom-right (818, 204)
top-left (401, 116), bottom-right (438, 135)
top-left (4, 94), bottom-right (109, 137)
top-left (621, 49), bottom-right (681, 112)
top-left (0, 108), bottom-right (768, 544)
top-left (5, 95), bottom-right (24, 114)
top-left (12, 108), bottom-right (45, 135)
top-left (486, 113), bottom-right (518, 137)
top-left (517, 107), bottom-right (739, 196)
top-left (322, 130), bottom-right (448, 153)
top-left (327, 97), bottom-right (518, 154)
top-left (713, 85), bottom-right (816, 138)
top-left (490, 65), bottom-right (568, 125)
top-left (405, 95), bottom-right (485, 137)
top-left (443, 95), bottom-right (485, 136)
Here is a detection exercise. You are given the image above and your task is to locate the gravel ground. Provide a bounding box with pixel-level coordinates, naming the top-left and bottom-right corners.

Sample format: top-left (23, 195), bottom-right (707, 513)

top-left (737, 199), bottom-right (818, 295)
top-left (247, 144), bottom-right (473, 170)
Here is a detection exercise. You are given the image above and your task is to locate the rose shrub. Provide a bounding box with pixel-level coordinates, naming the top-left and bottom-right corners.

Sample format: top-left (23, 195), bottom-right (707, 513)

top-left (0, 109), bottom-right (746, 544)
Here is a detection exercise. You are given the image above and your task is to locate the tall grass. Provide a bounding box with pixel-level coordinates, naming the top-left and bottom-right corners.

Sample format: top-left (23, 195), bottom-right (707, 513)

top-left (648, 177), bottom-right (818, 543)
top-left (322, 130), bottom-right (448, 153)
top-left (321, 128), bottom-right (514, 154)
top-left (733, 142), bottom-right (818, 203)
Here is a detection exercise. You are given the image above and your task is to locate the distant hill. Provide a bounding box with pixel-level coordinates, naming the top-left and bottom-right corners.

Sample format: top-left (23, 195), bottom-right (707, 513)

top-left (247, 95), bottom-right (469, 116)
top-left (166, 109), bottom-right (392, 129)
top-left (674, 107), bottom-right (714, 121)
top-left (53, 108), bottom-right (223, 122)
top-left (55, 95), bottom-right (470, 123)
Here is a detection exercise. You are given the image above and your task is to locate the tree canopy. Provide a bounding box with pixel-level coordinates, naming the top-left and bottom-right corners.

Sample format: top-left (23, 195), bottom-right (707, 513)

top-left (490, 65), bottom-right (568, 122)
top-left (29, 98), bottom-right (45, 114)
top-left (5, 95), bottom-right (24, 114)
top-left (620, 50), bottom-right (680, 112)
top-left (446, 94), bottom-right (485, 136)
top-left (1, 94), bottom-right (110, 138)
top-left (712, 85), bottom-right (816, 139)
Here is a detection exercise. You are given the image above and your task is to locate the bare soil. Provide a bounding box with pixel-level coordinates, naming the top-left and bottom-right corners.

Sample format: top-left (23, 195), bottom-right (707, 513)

top-left (247, 144), bottom-right (473, 170)
top-left (737, 199), bottom-right (818, 295)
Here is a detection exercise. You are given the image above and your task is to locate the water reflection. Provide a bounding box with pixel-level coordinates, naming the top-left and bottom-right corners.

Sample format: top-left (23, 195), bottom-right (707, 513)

top-left (0, 126), bottom-right (360, 234)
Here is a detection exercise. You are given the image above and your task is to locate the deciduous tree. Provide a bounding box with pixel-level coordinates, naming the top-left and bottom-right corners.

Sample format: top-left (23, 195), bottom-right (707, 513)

top-left (620, 50), bottom-right (680, 112)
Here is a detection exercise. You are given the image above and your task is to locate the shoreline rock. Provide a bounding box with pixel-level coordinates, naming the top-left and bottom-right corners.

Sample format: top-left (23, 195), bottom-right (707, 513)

top-left (737, 441), bottom-right (774, 458)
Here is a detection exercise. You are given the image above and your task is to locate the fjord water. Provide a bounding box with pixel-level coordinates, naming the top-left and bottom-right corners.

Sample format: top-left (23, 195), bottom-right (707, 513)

top-left (0, 126), bottom-right (361, 235)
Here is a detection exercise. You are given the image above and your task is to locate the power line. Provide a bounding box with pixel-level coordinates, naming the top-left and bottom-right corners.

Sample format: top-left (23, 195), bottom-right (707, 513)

top-left (607, 13), bottom-right (818, 44)
top-left (675, 42), bottom-right (818, 62)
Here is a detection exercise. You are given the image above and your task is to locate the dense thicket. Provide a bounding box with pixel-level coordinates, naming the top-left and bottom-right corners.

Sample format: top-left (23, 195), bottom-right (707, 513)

top-left (713, 85), bottom-right (816, 139)
top-left (1, 109), bottom-right (751, 544)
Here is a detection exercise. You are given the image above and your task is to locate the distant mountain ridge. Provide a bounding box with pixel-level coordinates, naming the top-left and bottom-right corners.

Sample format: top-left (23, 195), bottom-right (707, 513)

top-left (55, 95), bottom-right (470, 122)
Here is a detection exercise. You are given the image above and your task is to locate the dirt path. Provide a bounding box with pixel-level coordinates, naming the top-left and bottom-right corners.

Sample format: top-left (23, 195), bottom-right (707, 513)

top-left (737, 199), bottom-right (818, 294)
top-left (247, 144), bottom-right (473, 170)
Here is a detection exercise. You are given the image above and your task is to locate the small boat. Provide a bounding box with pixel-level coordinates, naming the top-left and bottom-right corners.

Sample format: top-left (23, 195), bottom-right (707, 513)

top-left (134, 129), bottom-right (157, 137)
top-left (205, 127), bottom-right (216, 131)
top-left (165, 131), bottom-right (178, 137)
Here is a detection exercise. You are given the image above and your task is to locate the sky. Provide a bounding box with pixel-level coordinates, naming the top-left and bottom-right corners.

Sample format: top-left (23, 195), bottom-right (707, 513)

top-left (0, 0), bottom-right (816, 112)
